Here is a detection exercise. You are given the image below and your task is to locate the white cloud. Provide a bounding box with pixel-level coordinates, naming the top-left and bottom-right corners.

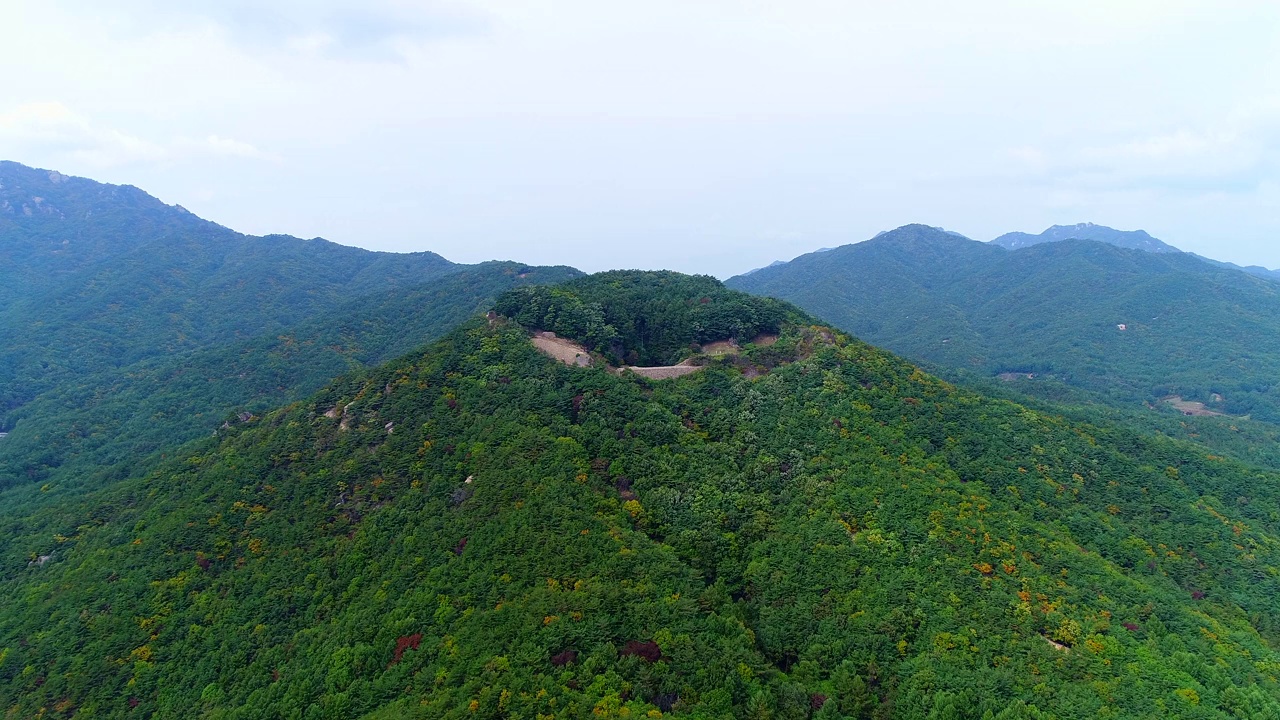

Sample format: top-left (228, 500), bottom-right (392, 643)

top-left (0, 102), bottom-right (167, 168)
top-left (63, 0), bottom-right (492, 61)
top-left (185, 135), bottom-right (273, 161)
top-left (0, 102), bottom-right (272, 170)
top-left (997, 96), bottom-right (1280, 196)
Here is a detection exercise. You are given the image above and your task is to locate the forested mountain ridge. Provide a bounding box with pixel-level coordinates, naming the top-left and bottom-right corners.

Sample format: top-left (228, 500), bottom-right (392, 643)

top-left (988, 223), bottom-right (1280, 283)
top-left (991, 223), bottom-right (1181, 253)
top-left (727, 225), bottom-right (1280, 426)
top-left (0, 161), bottom-right (458, 420)
top-left (0, 162), bottom-right (583, 499)
top-left (3, 272), bottom-right (1280, 718)
top-left (0, 261), bottom-right (581, 494)
top-left (0, 160), bottom-right (223, 289)
top-left (1191, 254), bottom-right (1280, 284)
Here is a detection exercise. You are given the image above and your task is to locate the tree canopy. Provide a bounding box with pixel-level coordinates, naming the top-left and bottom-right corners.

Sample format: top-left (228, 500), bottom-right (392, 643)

top-left (2, 273), bottom-right (1279, 718)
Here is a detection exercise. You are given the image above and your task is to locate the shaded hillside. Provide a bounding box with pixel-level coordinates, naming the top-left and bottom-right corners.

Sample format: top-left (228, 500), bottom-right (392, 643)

top-left (992, 223), bottom-right (1180, 253)
top-left (0, 162), bottom-right (457, 419)
top-left (0, 262), bottom-right (581, 492)
top-left (728, 225), bottom-right (1280, 423)
top-left (3, 273), bottom-right (1280, 718)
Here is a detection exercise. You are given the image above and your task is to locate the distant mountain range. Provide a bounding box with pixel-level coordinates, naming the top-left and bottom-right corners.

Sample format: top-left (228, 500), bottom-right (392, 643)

top-left (0, 161), bottom-right (581, 491)
top-left (744, 221), bottom-right (1280, 282)
top-left (990, 222), bottom-right (1181, 253)
top-left (0, 161), bottom-right (456, 414)
top-left (728, 224), bottom-right (1280, 425)
top-left (992, 223), bottom-right (1280, 283)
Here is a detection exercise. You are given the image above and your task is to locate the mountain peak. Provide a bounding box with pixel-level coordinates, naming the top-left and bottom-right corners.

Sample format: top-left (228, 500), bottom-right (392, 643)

top-left (861, 224), bottom-right (979, 257)
top-left (737, 225), bottom-right (970, 277)
top-left (0, 160), bottom-right (208, 231)
top-left (874, 223), bottom-right (972, 242)
top-left (991, 223), bottom-right (1180, 253)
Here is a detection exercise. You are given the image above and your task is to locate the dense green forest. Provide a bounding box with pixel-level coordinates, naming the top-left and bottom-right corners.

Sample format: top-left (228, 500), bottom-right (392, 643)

top-left (727, 225), bottom-right (1280, 426)
top-left (0, 161), bottom-right (458, 420)
top-left (0, 262), bottom-right (581, 494)
top-left (929, 366), bottom-right (1280, 473)
top-left (4, 271), bottom-right (1280, 718)
top-left (0, 161), bottom-right (583, 498)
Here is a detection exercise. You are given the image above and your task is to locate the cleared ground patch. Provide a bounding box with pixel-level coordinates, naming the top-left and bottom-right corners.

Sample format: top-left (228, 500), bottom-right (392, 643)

top-left (530, 332), bottom-right (592, 367)
top-left (620, 360), bottom-right (702, 380)
top-left (1164, 395), bottom-right (1225, 417)
top-left (700, 340), bottom-right (740, 356)
top-left (532, 332), bottom-right (782, 380)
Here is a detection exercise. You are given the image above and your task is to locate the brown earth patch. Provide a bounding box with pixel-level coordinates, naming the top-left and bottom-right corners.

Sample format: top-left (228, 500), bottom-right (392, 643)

top-left (751, 333), bottom-right (779, 347)
top-left (621, 362), bottom-right (702, 380)
top-left (1164, 396), bottom-right (1224, 417)
top-left (531, 332), bottom-right (592, 367)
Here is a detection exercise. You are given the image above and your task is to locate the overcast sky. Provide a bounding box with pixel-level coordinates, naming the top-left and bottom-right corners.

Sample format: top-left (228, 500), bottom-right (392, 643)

top-left (2, 1), bottom-right (1278, 276)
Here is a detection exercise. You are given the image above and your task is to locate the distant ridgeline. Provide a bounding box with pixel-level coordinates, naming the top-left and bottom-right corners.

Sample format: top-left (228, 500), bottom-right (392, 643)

top-left (728, 224), bottom-right (1280, 433)
top-left (0, 160), bottom-right (453, 417)
top-left (0, 161), bottom-right (582, 492)
top-left (3, 271), bottom-right (1280, 717)
top-left (990, 223), bottom-right (1182, 254)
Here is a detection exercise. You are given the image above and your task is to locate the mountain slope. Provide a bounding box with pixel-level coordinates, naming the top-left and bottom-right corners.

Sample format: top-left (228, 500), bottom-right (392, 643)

top-left (992, 223), bottom-right (1181, 253)
top-left (0, 162), bottom-right (458, 419)
top-left (2, 272), bottom-right (1280, 718)
top-left (728, 225), bottom-right (1280, 424)
top-left (0, 262), bottom-right (581, 492)
top-left (1192, 253), bottom-right (1280, 283)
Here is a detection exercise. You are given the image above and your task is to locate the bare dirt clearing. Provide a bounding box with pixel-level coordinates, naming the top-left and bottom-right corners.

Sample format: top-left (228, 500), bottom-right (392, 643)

top-left (532, 332), bottom-right (777, 380)
top-left (620, 360), bottom-right (702, 380)
top-left (1164, 396), bottom-right (1224, 417)
top-left (531, 332), bottom-right (592, 367)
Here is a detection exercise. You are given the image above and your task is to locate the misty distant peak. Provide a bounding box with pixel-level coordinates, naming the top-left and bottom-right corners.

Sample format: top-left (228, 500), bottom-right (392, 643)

top-left (991, 223), bottom-right (1181, 253)
top-left (0, 160), bottom-right (197, 227)
top-left (875, 224), bottom-right (971, 241)
top-left (739, 225), bottom-right (968, 277)
top-left (858, 224), bottom-right (980, 256)
top-left (739, 259), bottom-right (787, 276)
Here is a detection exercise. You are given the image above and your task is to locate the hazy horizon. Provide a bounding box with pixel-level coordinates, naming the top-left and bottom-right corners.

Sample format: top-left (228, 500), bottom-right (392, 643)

top-left (10, 156), bottom-right (1229, 278)
top-left (3, 1), bottom-right (1278, 276)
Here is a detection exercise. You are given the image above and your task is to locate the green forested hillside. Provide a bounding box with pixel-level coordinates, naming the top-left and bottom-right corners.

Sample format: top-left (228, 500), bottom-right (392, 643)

top-left (727, 225), bottom-right (1280, 424)
top-left (4, 272), bottom-right (1280, 719)
top-left (0, 162), bottom-right (583, 496)
top-left (0, 262), bottom-right (581, 493)
top-left (0, 161), bottom-right (458, 420)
